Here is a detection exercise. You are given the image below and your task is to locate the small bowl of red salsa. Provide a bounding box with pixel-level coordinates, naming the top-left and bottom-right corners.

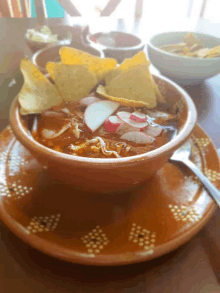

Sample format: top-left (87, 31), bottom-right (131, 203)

top-left (87, 31), bottom-right (145, 63)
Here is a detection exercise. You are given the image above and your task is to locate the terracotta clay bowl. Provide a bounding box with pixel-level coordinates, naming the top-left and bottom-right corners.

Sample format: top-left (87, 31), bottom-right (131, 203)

top-left (10, 74), bottom-right (197, 193)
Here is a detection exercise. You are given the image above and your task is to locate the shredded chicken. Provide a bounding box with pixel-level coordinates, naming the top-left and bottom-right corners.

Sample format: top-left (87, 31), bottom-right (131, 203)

top-left (69, 137), bottom-right (121, 158)
top-left (71, 120), bottom-right (80, 139)
top-left (96, 137), bottom-right (121, 158)
top-left (115, 142), bottom-right (127, 155)
top-left (90, 145), bottom-right (101, 153)
top-left (125, 146), bottom-right (131, 152)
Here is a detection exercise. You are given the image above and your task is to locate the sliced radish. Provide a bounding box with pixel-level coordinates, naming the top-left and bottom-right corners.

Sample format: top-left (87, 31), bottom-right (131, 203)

top-left (130, 111), bottom-right (147, 122)
top-left (116, 121), bottom-right (140, 135)
top-left (117, 111), bottom-right (148, 129)
top-left (80, 96), bottom-right (100, 107)
top-left (104, 115), bottom-right (121, 133)
top-left (120, 131), bottom-right (153, 144)
top-left (142, 125), bottom-right (163, 137)
top-left (84, 100), bottom-right (119, 132)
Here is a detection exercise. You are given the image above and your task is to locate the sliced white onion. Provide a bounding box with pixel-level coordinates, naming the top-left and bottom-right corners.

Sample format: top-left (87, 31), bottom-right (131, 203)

top-left (41, 129), bottom-right (56, 139)
top-left (60, 108), bottom-right (71, 114)
top-left (32, 116), bottom-right (38, 133)
top-left (146, 110), bottom-right (174, 122)
top-left (75, 110), bottom-right (84, 119)
top-left (41, 123), bottom-right (71, 139)
top-left (42, 111), bottom-right (65, 118)
top-left (72, 123), bottom-right (80, 139)
top-left (120, 131), bottom-right (153, 144)
top-left (142, 125), bottom-right (163, 137)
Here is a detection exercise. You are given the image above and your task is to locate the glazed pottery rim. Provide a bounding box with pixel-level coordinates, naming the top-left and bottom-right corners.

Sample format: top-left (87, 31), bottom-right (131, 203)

top-left (148, 31), bottom-right (220, 61)
top-left (87, 31), bottom-right (144, 51)
top-left (0, 186), bottom-right (217, 266)
top-left (10, 73), bottom-right (197, 167)
top-left (0, 124), bottom-right (217, 266)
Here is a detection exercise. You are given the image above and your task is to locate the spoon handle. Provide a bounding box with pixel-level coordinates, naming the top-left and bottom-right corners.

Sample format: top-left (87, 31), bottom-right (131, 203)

top-left (184, 159), bottom-right (220, 207)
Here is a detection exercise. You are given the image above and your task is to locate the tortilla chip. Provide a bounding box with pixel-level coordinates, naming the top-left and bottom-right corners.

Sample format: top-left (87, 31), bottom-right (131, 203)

top-left (206, 54), bottom-right (220, 59)
top-left (91, 57), bottom-right (117, 82)
top-left (46, 61), bottom-right (57, 80)
top-left (182, 46), bottom-right (191, 54)
top-left (184, 32), bottom-right (199, 47)
top-left (205, 46), bottom-right (220, 58)
top-left (120, 51), bottom-right (149, 70)
top-left (46, 63), bottom-right (97, 102)
top-left (189, 43), bottom-right (203, 52)
top-left (184, 52), bottom-right (198, 57)
top-left (102, 63), bottom-right (157, 108)
top-left (151, 77), bottom-right (165, 104)
top-left (97, 85), bottom-right (147, 107)
top-left (105, 68), bottom-right (122, 85)
top-left (160, 43), bottom-right (187, 52)
top-left (18, 57), bottom-right (63, 114)
top-left (59, 47), bottom-right (117, 82)
top-left (105, 53), bottom-right (165, 105)
top-left (59, 47), bottom-right (88, 64)
top-left (105, 51), bottom-right (148, 84)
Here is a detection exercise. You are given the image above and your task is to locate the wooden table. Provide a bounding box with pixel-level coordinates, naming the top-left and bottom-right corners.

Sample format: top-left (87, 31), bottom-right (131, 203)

top-left (0, 17), bottom-right (220, 292)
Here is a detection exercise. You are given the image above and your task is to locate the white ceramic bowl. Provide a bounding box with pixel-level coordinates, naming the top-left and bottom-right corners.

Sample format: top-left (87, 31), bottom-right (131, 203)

top-left (147, 31), bottom-right (220, 85)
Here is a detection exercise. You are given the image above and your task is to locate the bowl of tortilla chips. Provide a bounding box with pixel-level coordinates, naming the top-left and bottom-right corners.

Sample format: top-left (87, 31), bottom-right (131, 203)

top-left (10, 48), bottom-right (197, 193)
top-left (147, 31), bottom-right (220, 85)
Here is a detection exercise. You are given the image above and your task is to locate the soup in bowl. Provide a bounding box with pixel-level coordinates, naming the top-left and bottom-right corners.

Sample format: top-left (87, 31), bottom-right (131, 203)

top-left (10, 48), bottom-right (197, 193)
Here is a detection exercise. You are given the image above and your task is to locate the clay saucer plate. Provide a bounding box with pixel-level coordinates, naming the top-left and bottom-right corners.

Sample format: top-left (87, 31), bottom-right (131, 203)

top-left (0, 125), bottom-right (219, 266)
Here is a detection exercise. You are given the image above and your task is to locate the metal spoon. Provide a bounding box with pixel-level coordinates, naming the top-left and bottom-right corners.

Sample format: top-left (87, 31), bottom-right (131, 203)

top-left (170, 140), bottom-right (220, 206)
